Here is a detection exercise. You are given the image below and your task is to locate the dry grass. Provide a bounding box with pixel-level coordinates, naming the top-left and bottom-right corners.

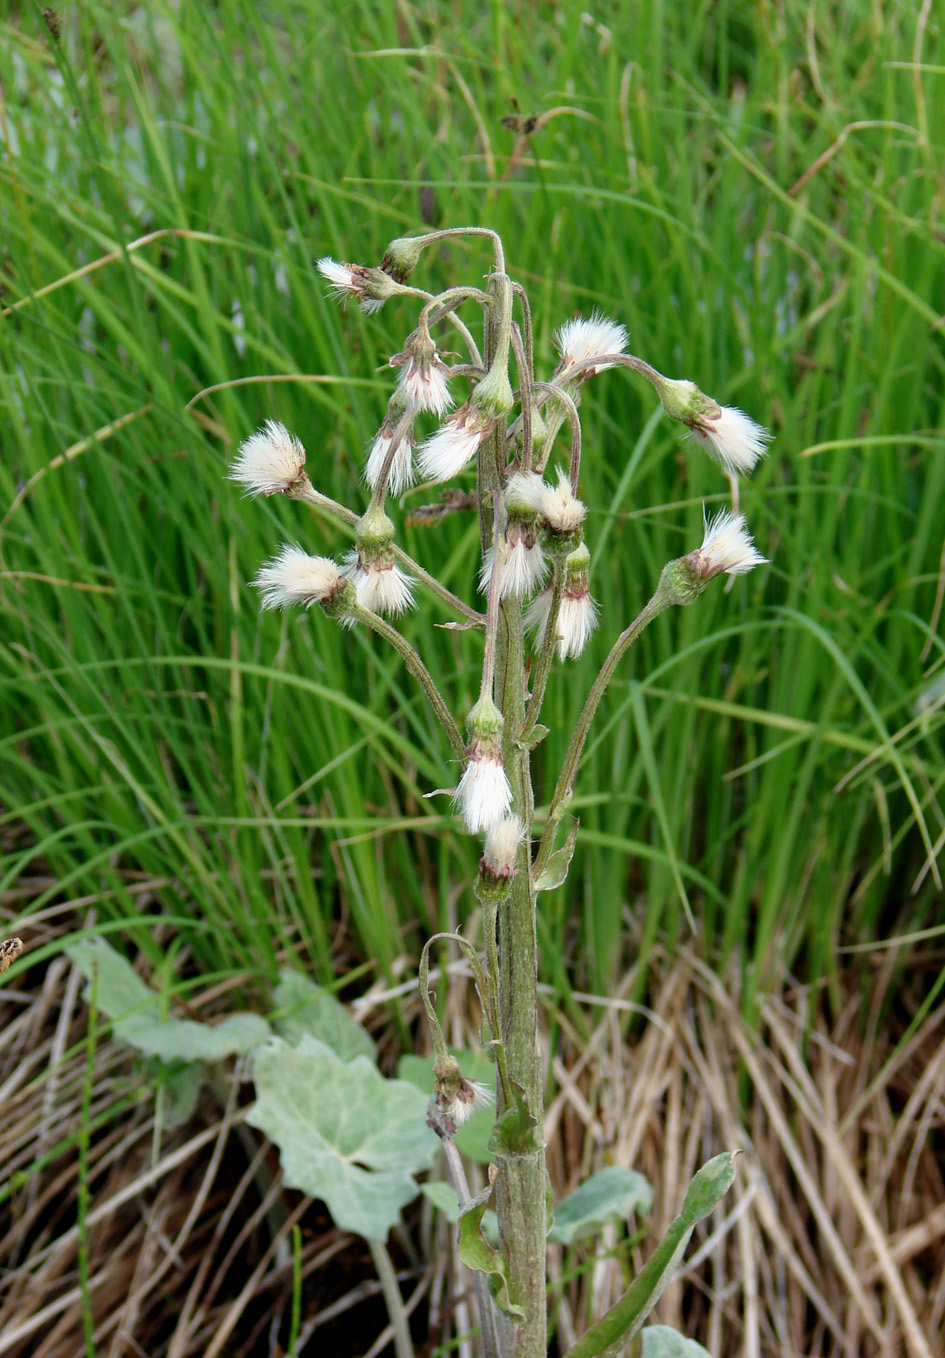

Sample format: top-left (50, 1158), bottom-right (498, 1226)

top-left (1, 928), bottom-right (942, 1358)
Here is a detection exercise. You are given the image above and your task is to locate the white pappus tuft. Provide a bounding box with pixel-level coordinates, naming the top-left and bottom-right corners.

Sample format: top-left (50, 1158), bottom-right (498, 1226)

top-left (553, 310), bottom-right (629, 378)
top-left (455, 755), bottom-right (513, 834)
top-left (686, 405), bottom-right (771, 476)
top-left (479, 520), bottom-right (547, 598)
top-left (417, 404), bottom-right (492, 483)
top-left (342, 550), bottom-right (415, 616)
top-left (252, 545), bottom-right (347, 611)
top-left (365, 426), bottom-right (416, 497)
top-left (691, 508), bottom-right (768, 578)
top-left (229, 420), bottom-right (307, 497)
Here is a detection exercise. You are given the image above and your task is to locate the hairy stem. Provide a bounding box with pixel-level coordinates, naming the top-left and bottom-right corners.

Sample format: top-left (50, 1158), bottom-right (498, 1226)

top-left (367, 1238), bottom-right (414, 1358)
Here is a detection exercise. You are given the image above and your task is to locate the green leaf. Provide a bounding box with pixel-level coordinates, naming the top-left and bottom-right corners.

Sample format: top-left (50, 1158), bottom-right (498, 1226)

top-left (420, 1181), bottom-right (499, 1243)
top-left (640, 1326), bottom-right (712, 1358)
top-left (246, 1036), bottom-right (438, 1241)
top-left (549, 1167), bottom-right (653, 1245)
top-left (563, 1152), bottom-right (738, 1358)
top-left (160, 1062), bottom-right (204, 1129)
top-left (457, 1180), bottom-right (525, 1322)
top-left (488, 1079), bottom-right (541, 1157)
top-left (397, 1050), bottom-right (496, 1164)
top-left (272, 968), bottom-right (375, 1063)
top-left (535, 818), bottom-right (580, 892)
top-left (67, 937), bottom-right (270, 1061)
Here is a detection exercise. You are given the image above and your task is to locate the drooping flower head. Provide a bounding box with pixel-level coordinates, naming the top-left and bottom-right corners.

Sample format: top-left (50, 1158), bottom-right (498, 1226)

top-left (391, 328), bottom-right (453, 417)
top-left (430, 1053), bottom-right (494, 1133)
top-left (365, 391), bottom-right (416, 497)
top-left (418, 361), bottom-right (514, 484)
top-left (342, 503), bottom-right (415, 617)
top-left (506, 468), bottom-right (586, 553)
top-left (553, 310), bottom-right (629, 383)
top-left (525, 541), bottom-right (599, 661)
top-left (316, 256), bottom-right (399, 316)
top-left (229, 420), bottom-right (308, 497)
top-left (252, 545), bottom-right (353, 621)
top-left (655, 377), bottom-right (771, 476)
top-left (454, 696), bottom-right (512, 833)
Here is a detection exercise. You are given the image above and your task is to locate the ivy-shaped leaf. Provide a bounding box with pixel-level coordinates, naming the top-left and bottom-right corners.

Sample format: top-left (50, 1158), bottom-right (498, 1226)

top-left (272, 968), bottom-right (375, 1063)
top-left (246, 1035), bottom-right (438, 1242)
top-left (67, 937), bottom-right (269, 1061)
top-left (549, 1167), bottom-right (653, 1245)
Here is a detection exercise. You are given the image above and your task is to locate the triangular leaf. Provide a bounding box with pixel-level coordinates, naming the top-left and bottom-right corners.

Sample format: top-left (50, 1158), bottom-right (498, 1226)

top-left (457, 1179), bottom-right (525, 1322)
top-left (549, 1167), bottom-right (653, 1245)
top-left (640, 1326), bottom-right (712, 1358)
top-left (67, 937), bottom-right (269, 1061)
top-left (272, 968), bottom-right (375, 1063)
top-left (246, 1035), bottom-right (438, 1241)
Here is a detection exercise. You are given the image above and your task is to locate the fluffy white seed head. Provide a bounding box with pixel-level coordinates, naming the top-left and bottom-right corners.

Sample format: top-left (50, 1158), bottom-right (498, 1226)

top-left (444, 1079), bottom-right (493, 1127)
top-left (253, 545), bottom-right (346, 611)
top-left (479, 520), bottom-right (547, 598)
top-left (481, 814), bottom-right (525, 878)
top-left (392, 339), bottom-right (454, 418)
top-left (505, 471), bottom-right (548, 517)
top-left (342, 550), bottom-right (415, 616)
top-left (691, 508), bottom-right (768, 578)
top-left (553, 310), bottom-right (629, 377)
top-left (417, 405), bottom-right (490, 483)
top-left (455, 755), bottom-right (513, 833)
top-left (525, 577), bottom-right (599, 661)
top-left (686, 405), bottom-right (771, 476)
top-left (316, 256), bottom-right (391, 315)
top-left (540, 469), bottom-right (587, 533)
top-left (229, 420), bottom-right (307, 496)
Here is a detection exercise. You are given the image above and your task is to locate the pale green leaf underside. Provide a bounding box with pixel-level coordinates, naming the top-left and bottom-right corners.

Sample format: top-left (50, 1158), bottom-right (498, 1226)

top-left (272, 968), bottom-right (375, 1063)
top-left (641, 1325), bottom-right (712, 1357)
top-left (247, 1035), bottom-right (438, 1241)
top-left (549, 1166), bottom-right (653, 1245)
top-left (67, 937), bottom-right (270, 1061)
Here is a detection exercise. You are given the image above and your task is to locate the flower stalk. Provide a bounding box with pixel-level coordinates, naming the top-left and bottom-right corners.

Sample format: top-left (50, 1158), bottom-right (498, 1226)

top-left (232, 228), bottom-right (770, 1358)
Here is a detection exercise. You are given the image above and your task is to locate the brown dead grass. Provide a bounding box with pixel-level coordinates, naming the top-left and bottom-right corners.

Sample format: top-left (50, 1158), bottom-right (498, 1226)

top-left (1, 930), bottom-right (942, 1358)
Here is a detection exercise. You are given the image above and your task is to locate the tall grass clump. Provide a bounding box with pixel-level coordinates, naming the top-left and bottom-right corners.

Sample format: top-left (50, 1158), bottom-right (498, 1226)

top-left (1, 0), bottom-right (943, 1004)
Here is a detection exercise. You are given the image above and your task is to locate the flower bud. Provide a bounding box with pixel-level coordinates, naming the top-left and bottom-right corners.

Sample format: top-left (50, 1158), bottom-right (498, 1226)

top-left (553, 310), bottom-right (629, 383)
top-left (431, 1054), bottom-right (493, 1132)
top-left (365, 392), bottom-right (416, 495)
top-left (654, 377), bottom-right (771, 476)
top-left (380, 235), bottom-right (425, 284)
top-left (525, 541), bottom-right (599, 660)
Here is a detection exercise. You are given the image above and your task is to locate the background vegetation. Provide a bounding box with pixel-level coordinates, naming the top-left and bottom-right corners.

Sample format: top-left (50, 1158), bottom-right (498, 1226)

top-left (1, 3), bottom-right (943, 1351)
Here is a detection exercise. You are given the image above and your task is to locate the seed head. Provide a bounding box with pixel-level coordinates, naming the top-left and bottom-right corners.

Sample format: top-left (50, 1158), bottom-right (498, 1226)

top-left (417, 402), bottom-right (492, 483)
top-left (316, 256), bottom-right (398, 315)
top-left (479, 517), bottom-right (547, 598)
top-left (689, 508), bottom-right (767, 579)
top-left (253, 546), bottom-right (351, 612)
top-left (229, 420), bottom-right (307, 497)
top-left (553, 310), bottom-right (629, 381)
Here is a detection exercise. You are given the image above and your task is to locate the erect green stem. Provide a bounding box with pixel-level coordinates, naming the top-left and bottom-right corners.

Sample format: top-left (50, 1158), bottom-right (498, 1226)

top-left (351, 604), bottom-right (466, 763)
top-left (510, 325), bottom-right (534, 472)
top-left (520, 554), bottom-right (566, 745)
top-left (533, 591), bottom-right (670, 883)
top-left (292, 481), bottom-right (483, 626)
top-left (367, 1237), bottom-right (414, 1358)
top-left (479, 491), bottom-right (505, 703)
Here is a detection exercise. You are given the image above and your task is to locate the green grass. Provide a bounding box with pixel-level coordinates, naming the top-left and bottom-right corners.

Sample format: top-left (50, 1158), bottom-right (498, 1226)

top-left (1, 0), bottom-right (943, 1005)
